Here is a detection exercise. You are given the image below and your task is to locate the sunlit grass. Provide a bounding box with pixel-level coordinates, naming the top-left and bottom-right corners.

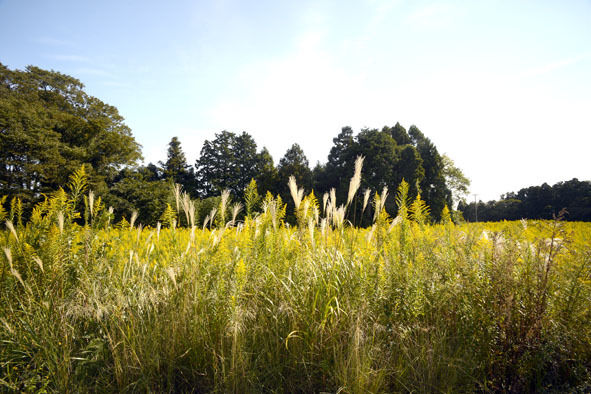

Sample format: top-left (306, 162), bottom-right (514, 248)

top-left (1, 168), bottom-right (590, 392)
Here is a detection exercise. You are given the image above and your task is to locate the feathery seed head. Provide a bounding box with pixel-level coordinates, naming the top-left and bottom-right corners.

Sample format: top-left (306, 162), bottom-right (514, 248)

top-left (57, 213), bottom-right (64, 234)
top-left (88, 190), bottom-right (95, 217)
top-left (130, 210), bottom-right (138, 229)
top-left (322, 192), bottom-right (329, 214)
top-left (6, 220), bottom-right (18, 242)
top-left (231, 202), bottom-right (243, 225)
top-left (347, 155), bottom-right (364, 206)
top-left (362, 188), bottom-right (371, 213)
top-left (288, 176), bottom-right (304, 211)
top-left (174, 183), bottom-right (182, 212)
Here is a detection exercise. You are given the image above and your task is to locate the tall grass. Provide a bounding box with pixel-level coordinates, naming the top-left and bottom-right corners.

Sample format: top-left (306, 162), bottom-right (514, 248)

top-left (0, 169), bottom-right (590, 392)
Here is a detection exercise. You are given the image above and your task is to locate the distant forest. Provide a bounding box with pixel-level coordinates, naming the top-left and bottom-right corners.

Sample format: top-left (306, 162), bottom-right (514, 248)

top-left (459, 179), bottom-right (591, 222)
top-left (2, 63), bottom-right (589, 224)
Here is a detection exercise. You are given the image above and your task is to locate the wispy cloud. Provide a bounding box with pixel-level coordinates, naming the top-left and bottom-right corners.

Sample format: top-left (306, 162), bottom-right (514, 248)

top-left (48, 54), bottom-right (91, 63)
top-left (101, 80), bottom-right (130, 88)
top-left (519, 53), bottom-right (591, 79)
top-left (34, 36), bottom-right (75, 47)
top-left (73, 67), bottom-right (112, 77)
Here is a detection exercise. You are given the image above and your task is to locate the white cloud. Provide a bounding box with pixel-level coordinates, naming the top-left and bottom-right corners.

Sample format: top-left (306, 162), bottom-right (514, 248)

top-left (404, 3), bottom-right (461, 30)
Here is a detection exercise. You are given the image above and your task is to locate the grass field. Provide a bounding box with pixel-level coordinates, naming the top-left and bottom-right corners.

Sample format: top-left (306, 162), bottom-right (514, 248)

top-left (1, 170), bottom-right (590, 392)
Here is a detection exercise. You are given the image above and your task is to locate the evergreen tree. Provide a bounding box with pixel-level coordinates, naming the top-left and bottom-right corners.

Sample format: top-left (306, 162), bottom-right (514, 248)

top-left (278, 143), bottom-right (312, 192)
top-left (159, 136), bottom-right (197, 195)
top-left (322, 126), bottom-right (356, 198)
top-left (397, 144), bottom-right (425, 199)
top-left (278, 143), bottom-right (312, 222)
top-left (195, 131), bottom-right (237, 197)
top-left (408, 125), bottom-right (451, 220)
top-left (233, 132), bottom-right (261, 200)
top-left (256, 147), bottom-right (278, 195)
top-left (389, 122), bottom-right (412, 146)
top-left (195, 130), bottom-right (263, 199)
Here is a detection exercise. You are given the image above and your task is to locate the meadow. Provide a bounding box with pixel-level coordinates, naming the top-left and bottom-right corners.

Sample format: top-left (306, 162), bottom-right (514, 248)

top-left (1, 168), bottom-right (590, 393)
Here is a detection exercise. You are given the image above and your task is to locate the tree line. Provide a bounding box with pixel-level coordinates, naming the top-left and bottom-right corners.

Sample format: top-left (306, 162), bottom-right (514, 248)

top-left (2, 63), bottom-right (472, 225)
top-left (459, 179), bottom-right (591, 222)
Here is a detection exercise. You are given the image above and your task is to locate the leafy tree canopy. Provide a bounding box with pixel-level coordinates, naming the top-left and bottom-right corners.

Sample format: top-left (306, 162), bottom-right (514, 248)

top-left (0, 63), bottom-right (141, 207)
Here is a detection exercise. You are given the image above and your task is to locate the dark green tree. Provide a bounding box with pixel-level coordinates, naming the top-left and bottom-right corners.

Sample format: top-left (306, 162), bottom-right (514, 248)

top-left (256, 147), bottom-right (278, 195)
top-left (320, 126), bottom-right (357, 200)
top-left (397, 144), bottom-right (425, 199)
top-left (278, 143), bottom-right (312, 192)
top-left (106, 166), bottom-right (169, 226)
top-left (355, 128), bottom-right (398, 193)
top-left (233, 132), bottom-right (261, 200)
top-left (277, 143), bottom-right (312, 223)
top-left (195, 131), bottom-right (237, 197)
top-left (159, 136), bottom-right (197, 195)
top-left (195, 130), bottom-right (266, 200)
top-left (389, 122), bottom-right (412, 146)
top-left (408, 125), bottom-right (451, 220)
top-left (0, 63), bottom-right (141, 208)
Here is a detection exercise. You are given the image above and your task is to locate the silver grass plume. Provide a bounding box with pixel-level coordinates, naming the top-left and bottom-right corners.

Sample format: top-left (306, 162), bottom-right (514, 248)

top-left (332, 205), bottom-right (346, 228)
top-left (322, 192), bottom-right (329, 215)
top-left (372, 186), bottom-right (389, 223)
top-left (107, 206), bottom-right (114, 226)
top-left (362, 188), bottom-right (371, 214)
top-left (347, 155), bottom-right (364, 207)
top-left (301, 198), bottom-right (310, 223)
top-left (33, 256), bottom-right (43, 272)
top-left (6, 220), bottom-right (18, 242)
top-left (380, 186), bottom-right (389, 212)
top-left (181, 192), bottom-right (191, 227)
top-left (388, 215), bottom-right (402, 232)
top-left (88, 190), bottom-right (95, 218)
top-left (231, 202), bottom-right (243, 226)
top-left (3, 247), bottom-right (12, 269)
top-left (330, 188), bottom-right (337, 209)
top-left (57, 212), bottom-right (64, 234)
top-left (173, 183), bottom-right (182, 214)
top-left (219, 189), bottom-right (230, 224)
top-left (130, 210), bottom-right (138, 229)
top-left (209, 207), bottom-right (218, 228)
top-left (288, 176), bottom-right (304, 211)
top-left (373, 193), bottom-right (381, 223)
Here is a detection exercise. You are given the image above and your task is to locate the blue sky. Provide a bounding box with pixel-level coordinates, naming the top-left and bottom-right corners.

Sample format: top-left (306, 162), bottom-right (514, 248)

top-left (1, 0), bottom-right (590, 201)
